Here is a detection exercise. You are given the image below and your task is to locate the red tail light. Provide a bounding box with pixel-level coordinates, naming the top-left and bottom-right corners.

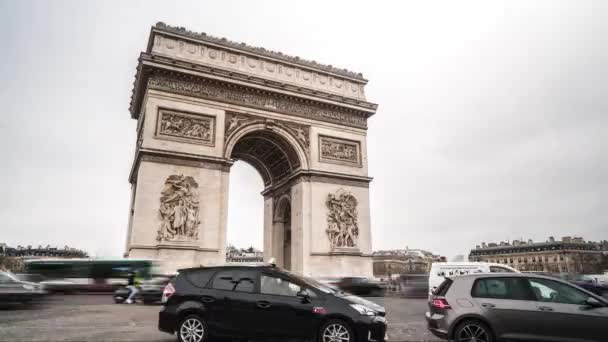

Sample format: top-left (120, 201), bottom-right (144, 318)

top-left (161, 283), bottom-right (175, 303)
top-left (313, 307), bottom-right (327, 314)
top-left (431, 298), bottom-right (451, 309)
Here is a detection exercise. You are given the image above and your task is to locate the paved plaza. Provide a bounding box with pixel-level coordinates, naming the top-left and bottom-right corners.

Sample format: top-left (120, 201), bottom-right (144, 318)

top-left (0, 295), bottom-right (439, 342)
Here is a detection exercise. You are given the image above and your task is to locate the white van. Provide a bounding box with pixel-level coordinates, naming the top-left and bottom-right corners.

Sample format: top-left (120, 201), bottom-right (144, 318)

top-left (428, 262), bottom-right (518, 297)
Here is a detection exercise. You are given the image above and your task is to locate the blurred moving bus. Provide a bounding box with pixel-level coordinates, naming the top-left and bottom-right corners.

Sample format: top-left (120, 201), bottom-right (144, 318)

top-left (22, 258), bottom-right (157, 292)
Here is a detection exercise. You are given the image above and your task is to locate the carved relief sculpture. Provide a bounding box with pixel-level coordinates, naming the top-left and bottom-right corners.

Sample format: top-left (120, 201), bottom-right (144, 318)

top-left (325, 189), bottom-right (359, 248)
top-left (224, 112), bottom-right (258, 137)
top-left (147, 75), bottom-right (368, 129)
top-left (225, 112), bottom-right (310, 153)
top-left (157, 109), bottom-right (215, 145)
top-left (157, 175), bottom-right (200, 242)
top-left (284, 123), bottom-right (310, 152)
top-left (319, 135), bottom-right (361, 166)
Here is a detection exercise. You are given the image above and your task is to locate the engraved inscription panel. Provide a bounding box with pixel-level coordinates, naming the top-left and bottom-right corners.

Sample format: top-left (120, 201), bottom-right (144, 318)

top-left (156, 109), bottom-right (215, 145)
top-left (319, 135), bottom-right (361, 166)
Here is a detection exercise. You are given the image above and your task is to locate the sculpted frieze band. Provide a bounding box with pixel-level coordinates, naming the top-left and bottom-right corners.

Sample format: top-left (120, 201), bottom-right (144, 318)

top-left (156, 109), bottom-right (215, 146)
top-left (319, 135), bottom-right (362, 167)
top-left (147, 75), bottom-right (367, 129)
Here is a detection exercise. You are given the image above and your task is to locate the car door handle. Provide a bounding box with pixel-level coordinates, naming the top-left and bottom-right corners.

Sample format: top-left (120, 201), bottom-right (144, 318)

top-left (481, 303), bottom-right (496, 308)
top-left (201, 296), bottom-right (215, 303)
top-left (256, 301), bottom-right (271, 309)
top-left (538, 306), bottom-right (554, 312)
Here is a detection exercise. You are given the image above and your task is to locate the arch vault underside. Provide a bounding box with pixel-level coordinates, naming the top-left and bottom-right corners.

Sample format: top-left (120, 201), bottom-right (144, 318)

top-left (124, 23), bottom-right (378, 277)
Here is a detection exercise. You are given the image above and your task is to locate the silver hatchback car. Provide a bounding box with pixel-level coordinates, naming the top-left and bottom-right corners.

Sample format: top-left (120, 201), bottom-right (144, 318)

top-left (426, 273), bottom-right (608, 342)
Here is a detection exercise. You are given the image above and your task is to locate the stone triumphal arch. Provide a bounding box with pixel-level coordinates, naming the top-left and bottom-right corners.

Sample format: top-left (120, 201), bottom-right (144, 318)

top-left (124, 23), bottom-right (378, 276)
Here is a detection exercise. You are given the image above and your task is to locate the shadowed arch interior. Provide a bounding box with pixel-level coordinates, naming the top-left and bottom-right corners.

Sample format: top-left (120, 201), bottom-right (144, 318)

top-left (230, 130), bottom-right (301, 187)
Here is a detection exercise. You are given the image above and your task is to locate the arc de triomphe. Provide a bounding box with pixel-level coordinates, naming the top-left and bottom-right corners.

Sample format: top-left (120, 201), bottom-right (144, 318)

top-left (124, 23), bottom-right (378, 276)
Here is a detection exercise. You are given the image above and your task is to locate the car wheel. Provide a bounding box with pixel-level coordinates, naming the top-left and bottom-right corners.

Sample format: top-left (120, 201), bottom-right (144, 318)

top-left (177, 315), bottom-right (207, 342)
top-left (319, 319), bottom-right (354, 342)
top-left (453, 319), bottom-right (494, 342)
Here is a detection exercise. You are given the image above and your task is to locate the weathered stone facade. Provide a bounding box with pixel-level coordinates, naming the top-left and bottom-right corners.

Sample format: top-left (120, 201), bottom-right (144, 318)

top-left (469, 237), bottom-right (608, 274)
top-left (372, 249), bottom-right (446, 278)
top-left (124, 23), bottom-right (378, 276)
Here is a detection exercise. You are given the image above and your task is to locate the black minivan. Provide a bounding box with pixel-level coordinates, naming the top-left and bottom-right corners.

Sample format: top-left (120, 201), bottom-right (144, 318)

top-left (158, 264), bottom-right (387, 342)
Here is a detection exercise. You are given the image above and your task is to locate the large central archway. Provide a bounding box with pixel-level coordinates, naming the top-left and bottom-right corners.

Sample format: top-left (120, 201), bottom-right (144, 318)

top-left (124, 23), bottom-right (377, 277)
top-left (225, 125), bottom-right (306, 269)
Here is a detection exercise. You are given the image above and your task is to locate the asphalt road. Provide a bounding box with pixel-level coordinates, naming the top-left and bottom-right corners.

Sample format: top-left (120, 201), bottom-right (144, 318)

top-left (0, 294), bottom-right (439, 342)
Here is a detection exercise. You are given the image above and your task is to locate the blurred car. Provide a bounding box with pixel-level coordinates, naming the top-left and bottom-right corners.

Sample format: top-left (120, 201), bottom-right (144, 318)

top-left (0, 271), bottom-right (47, 304)
top-left (336, 276), bottom-right (386, 296)
top-left (315, 276), bottom-right (342, 290)
top-left (399, 274), bottom-right (429, 298)
top-left (16, 273), bottom-right (80, 293)
top-left (114, 276), bottom-right (172, 304)
top-left (426, 273), bottom-right (608, 341)
top-left (569, 274), bottom-right (607, 297)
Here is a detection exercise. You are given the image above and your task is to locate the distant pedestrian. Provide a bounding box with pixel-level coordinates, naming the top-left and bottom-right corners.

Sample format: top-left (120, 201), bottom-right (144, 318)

top-left (125, 272), bottom-right (140, 304)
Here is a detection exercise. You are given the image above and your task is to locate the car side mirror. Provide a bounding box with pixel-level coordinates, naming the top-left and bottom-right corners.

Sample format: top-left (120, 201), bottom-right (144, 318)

top-left (584, 297), bottom-right (604, 308)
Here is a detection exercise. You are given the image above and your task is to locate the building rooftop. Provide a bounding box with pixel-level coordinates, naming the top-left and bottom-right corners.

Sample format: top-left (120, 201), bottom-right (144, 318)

top-left (470, 236), bottom-right (607, 254)
top-left (153, 22), bottom-right (366, 81)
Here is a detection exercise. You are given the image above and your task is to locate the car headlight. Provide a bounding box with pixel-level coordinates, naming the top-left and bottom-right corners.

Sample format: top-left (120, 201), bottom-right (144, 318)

top-left (22, 285), bottom-right (34, 291)
top-left (350, 304), bottom-right (376, 316)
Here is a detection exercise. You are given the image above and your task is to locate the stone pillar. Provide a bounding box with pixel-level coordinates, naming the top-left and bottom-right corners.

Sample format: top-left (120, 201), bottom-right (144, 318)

top-left (304, 180), bottom-right (373, 278)
top-left (128, 158), bottom-right (230, 274)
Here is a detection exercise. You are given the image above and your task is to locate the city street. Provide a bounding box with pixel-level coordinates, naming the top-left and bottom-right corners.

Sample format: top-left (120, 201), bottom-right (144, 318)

top-left (0, 294), bottom-right (439, 342)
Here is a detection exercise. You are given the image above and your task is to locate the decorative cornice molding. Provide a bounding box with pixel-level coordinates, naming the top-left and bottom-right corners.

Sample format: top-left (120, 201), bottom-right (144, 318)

top-left (310, 252), bottom-right (373, 257)
top-left (130, 65), bottom-right (371, 130)
top-left (129, 148), bottom-right (233, 183)
top-left (136, 53), bottom-right (377, 111)
top-left (153, 22), bottom-right (366, 81)
top-left (129, 244), bottom-right (219, 252)
top-left (262, 169), bottom-right (372, 197)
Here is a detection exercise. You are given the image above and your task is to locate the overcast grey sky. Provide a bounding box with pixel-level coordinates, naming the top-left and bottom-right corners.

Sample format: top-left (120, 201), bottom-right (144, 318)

top-left (1, 0), bottom-right (606, 259)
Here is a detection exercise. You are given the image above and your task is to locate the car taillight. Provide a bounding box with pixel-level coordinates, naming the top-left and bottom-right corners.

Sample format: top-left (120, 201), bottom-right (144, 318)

top-left (161, 283), bottom-right (175, 303)
top-left (431, 298), bottom-right (451, 309)
top-left (313, 307), bottom-right (328, 314)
